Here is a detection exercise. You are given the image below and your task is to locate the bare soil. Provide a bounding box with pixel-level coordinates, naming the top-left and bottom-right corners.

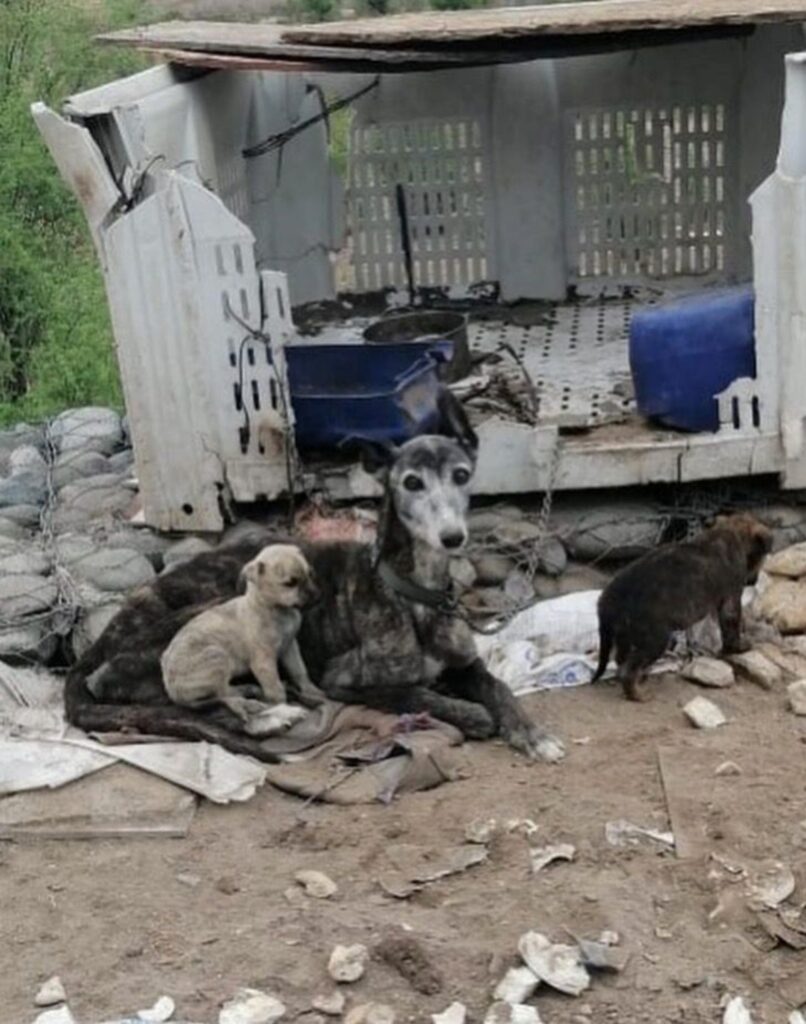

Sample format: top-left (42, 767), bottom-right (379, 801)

top-left (2, 673), bottom-right (806, 1023)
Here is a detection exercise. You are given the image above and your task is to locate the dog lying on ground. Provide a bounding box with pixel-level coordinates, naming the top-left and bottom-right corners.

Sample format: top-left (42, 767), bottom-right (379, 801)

top-left (66, 391), bottom-right (564, 764)
top-left (592, 512), bottom-right (772, 701)
top-left (156, 544), bottom-right (322, 735)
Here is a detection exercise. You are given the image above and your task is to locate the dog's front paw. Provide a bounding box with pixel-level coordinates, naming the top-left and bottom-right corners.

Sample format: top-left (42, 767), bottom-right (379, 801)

top-left (507, 723), bottom-right (566, 763)
top-left (296, 682), bottom-right (326, 708)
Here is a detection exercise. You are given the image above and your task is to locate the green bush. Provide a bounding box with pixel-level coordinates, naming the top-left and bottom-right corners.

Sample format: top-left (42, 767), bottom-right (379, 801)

top-left (0, 0), bottom-right (145, 426)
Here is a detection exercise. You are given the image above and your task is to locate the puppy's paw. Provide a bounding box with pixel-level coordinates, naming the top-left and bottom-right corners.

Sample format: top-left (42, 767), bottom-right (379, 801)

top-left (507, 723), bottom-right (566, 763)
top-left (296, 682), bottom-right (326, 709)
top-left (274, 703), bottom-right (308, 730)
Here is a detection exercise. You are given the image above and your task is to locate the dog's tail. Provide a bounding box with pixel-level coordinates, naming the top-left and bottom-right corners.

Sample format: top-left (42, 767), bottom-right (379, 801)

top-left (591, 613), bottom-right (614, 683)
top-left (64, 664), bottom-right (282, 764)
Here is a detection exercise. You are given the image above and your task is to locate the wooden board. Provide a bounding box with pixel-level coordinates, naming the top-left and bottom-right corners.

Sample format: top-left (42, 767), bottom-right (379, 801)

top-left (282, 0), bottom-right (806, 47)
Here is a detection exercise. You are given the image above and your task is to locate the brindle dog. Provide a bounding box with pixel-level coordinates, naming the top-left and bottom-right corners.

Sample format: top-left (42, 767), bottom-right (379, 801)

top-left (592, 512), bottom-right (772, 701)
top-left (68, 392), bottom-right (565, 763)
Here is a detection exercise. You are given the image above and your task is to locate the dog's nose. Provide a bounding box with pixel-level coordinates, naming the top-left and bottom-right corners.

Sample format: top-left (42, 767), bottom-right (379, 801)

top-left (440, 531), bottom-right (466, 550)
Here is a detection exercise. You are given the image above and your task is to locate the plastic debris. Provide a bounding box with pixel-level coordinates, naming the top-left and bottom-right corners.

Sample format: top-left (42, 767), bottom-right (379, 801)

top-left (465, 818), bottom-right (498, 844)
top-left (493, 966), bottom-right (540, 1004)
top-left (138, 996), bottom-right (176, 1022)
top-left (218, 989), bottom-right (286, 1024)
top-left (34, 1010), bottom-right (75, 1024)
top-left (295, 870), bottom-right (338, 899)
top-left (747, 860), bottom-right (796, 909)
top-left (328, 944), bottom-right (369, 983)
top-left (517, 931), bottom-right (590, 996)
top-left (604, 820), bottom-right (675, 850)
top-left (35, 977), bottom-right (67, 1007)
top-left (683, 696), bottom-right (727, 729)
top-left (431, 1005), bottom-right (467, 1024)
top-left (575, 937), bottom-right (629, 973)
top-left (788, 680), bottom-right (806, 715)
top-left (723, 996), bottom-right (753, 1024)
top-left (505, 819), bottom-right (539, 838)
top-left (484, 1003), bottom-right (542, 1024)
top-left (529, 843), bottom-right (575, 874)
top-left (312, 993), bottom-right (346, 1017)
top-left (378, 843), bottom-right (488, 898)
top-left (715, 761), bottom-right (742, 777)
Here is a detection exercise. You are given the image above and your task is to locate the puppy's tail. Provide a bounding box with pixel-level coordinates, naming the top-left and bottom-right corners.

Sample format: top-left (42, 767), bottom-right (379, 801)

top-left (592, 614), bottom-right (613, 683)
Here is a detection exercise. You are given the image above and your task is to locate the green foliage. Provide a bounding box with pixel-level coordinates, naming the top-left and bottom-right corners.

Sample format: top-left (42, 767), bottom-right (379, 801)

top-left (0, 0), bottom-right (146, 426)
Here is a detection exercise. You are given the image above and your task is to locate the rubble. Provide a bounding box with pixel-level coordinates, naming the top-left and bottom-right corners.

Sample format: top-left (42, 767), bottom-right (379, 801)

top-left (788, 680), bottom-right (806, 715)
top-left (729, 650), bottom-right (781, 689)
top-left (295, 869), bottom-right (338, 899)
top-left (492, 966), bottom-right (540, 1004)
top-left (34, 977), bottom-right (67, 1007)
top-left (529, 843), bottom-right (576, 874)
top-left (328, 943), bottom-right (369, 983)
top-left (344, 1005), bottom-right (395, 1024)
top-left (683, 696), bottom-right (727, 729)
top-left (682, 656), bottom-right (735, 688)
top-left (312, 993), bottom-right (346, 1017)
top-left (218, 989), bottom-right (285, 1024)
top-left (431, 1006), bottom-right (467, 1024)
top-left (484, 1003), bottom-right (542, 1024)
top-left (517, 931), bottom-right (590, 996)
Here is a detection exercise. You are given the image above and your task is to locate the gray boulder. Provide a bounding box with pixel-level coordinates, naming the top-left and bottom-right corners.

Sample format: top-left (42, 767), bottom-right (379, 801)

top-left (9, 444), bottom-right (46, 476)
top-left (52, 449), bottom-right (111, 490)
top-left (0, 544), bottom-right (51, 577)
top-left (51, 407), bottom-right (123, 456)
top-left (0, 574), bottom-right (58, 620)
top-left (0, 471), bottom-right (47, 509)
top-left (162, 536), bottom-right (215, 571)
top-left (66, 547), bottom-right (155, 593)
top-left (1, 505), bottom-right (42, 529)
top-left (0, 516), bottom-right (32, 541)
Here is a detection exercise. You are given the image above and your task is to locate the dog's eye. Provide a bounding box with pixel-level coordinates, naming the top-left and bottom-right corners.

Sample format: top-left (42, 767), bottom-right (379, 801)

top-left (452, 467), bottom-right (471, 486)
top-left (285, 578), bottom-right (298, 587)
top-left (403, 475), bottom-right (425, 492)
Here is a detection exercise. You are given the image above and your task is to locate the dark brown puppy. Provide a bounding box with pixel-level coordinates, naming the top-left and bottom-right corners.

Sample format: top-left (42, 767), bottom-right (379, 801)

top-left (592, 512), bottom-right (772, 701)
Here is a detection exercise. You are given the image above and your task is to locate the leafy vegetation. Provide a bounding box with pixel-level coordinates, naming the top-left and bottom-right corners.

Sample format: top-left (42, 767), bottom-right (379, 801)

top-left (0, 0), bottom-right (145, 425)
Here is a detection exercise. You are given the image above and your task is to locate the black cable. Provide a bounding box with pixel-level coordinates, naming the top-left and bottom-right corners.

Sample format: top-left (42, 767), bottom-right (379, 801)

top-left (242, 76), bottom-right (380, 160)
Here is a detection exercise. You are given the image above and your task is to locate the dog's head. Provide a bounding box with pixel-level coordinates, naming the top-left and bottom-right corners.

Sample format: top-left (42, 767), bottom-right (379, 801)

top-left (714, 512), bottom-right (773, 584)
top-left (240, 544), bottom-right (319, 608)
top-left (355, 390), bottom-right (479, 553)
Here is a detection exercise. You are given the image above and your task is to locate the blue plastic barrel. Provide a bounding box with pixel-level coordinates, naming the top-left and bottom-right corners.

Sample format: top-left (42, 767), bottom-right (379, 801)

top-left (629, 286), bottom-right (756, 432)
top-left (285, 341), bottom-right (452, 449)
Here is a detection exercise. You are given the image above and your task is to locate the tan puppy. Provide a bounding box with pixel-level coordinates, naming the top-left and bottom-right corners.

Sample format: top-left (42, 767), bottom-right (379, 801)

top-left (161, 544), bottom-right (322, 735)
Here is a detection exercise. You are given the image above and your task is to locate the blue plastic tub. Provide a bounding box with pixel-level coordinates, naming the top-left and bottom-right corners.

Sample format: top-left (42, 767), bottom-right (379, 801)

top-left (284, 341), bottom-right (452, 449)
top-left (629, 286), bottom-right (756, 432)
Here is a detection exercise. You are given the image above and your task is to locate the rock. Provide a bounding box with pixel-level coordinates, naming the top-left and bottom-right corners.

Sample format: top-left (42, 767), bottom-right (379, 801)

top-left (517, 931), bottom-right (590, 996)
top-left (66, 547), bottom-right (155, 592)
top-left (52, 450), bottom-right (111, 490)
top-left (0, 543), bottom-right (51, 576)
top-left (215, 876), bottom-right (240, 895)
top-left (176, 873), bottom-right (201, 888)
top-left (493, 966), bottom-right (540, 1003)
top-left (0, 573), bottom-right (58, 619)
top-left (756, 578), bottom-right (806, 634)
top-left (345, 1005), bottom-right (395, 1024)
top-left (33, 1008), bottom-right (76, 1024)
top-left (788, 680), bottom-right (806, 715)
top-left (747, 860), bottom-right (795, 909)
top-left (0, 621), bottom-right (58, 663)
top-left (34, 976), bottom-right (67, 1007)
top-left (2, 504), bottom-right (42, 528)
top-left (449, 557), bottom-right (477, 591)
top-left (715, 761), bottom-right (742, 777)
top-left (101, 528), bottom-right (172, 568)
top-left (51, 407), bottom-right (123, 456)
top-left (723, 996), bottom-right (753, 1024)
top-left (465, 817), bottom-right (498, 844)
top-left (295, 870), bottom-right (337, 899)
top-left (432, 1006), bottom-right (467, 1024)
top-left (473, 553), bottom-right (514, 586)
top-left (312, 992), bottom-right (346, 1017)
top-left (484, 1004), bottom-right (543, 1024)
top-left (0, 516), bottom-right (32, 541)
top-left (757, 505), bottom-right (806, 550)
top-left (766, 542), bottom-right (806, 579)
top-left (729, 650), bottom-right (782, 689)
top-left (504, 569), bottom-right (534, 604)
top-left (538, 537), bottom-right (568, 577)
top-left (683, 696), bottom-right (727, 729)
top-left (108, 449), bottom-right (135, 473)
top-left (575, 938), bottom-right (629, 973)
top-left (138, 995), bottom-right (175, 1022)
top-left (10, 445), bottom-right (46, 476)
top-left (682, 656), bottom-right (735, 689)
top-left (0, 469), bottom-right (47, 508)
top-left (162, 537), bottom-right (215, 571)
top-left (553, 501), bottom-right (661, 562)
top-left (328, 943), bottom-right (369, 983)
top-left (218, 988), bottom-right (286, 1024)
top-left (56, 473), bottom-right (133, 526)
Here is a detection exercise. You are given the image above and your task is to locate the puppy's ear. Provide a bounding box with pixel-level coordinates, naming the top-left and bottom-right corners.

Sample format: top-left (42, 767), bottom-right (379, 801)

top-left (340, 436), bottom-right (398, 477)
top-left (749, 526), bottom-right (773, 566)
top-left (437, 388), bottom-right (478, 460)
top-left (239, 557), bottom-right (261, 589)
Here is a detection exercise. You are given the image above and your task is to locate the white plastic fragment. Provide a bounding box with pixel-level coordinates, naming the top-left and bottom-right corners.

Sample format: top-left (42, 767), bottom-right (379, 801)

top-left (431, 1005), bottom-right (467, 1024)
top-left (295, 869), bottom-right (338, 899)
top-left (493, 966), bottom-right (540, 1004)
top-left (788, 1012), bottom-right (806, 1024)
top-left (484, 1003), bottom-right (542, 1024)
top-left (604, 820), bottom-right (675, 849)
top-left (529, 843), bottom-right (575, 874)
top-left (517, 931), bottom-right (590, 996)
top-left (746, 860), bottom-right (796, 909)
top-left (218, 988), bottom-right (286, 1024)
top-left (683, 696), bottom-right (727, 729)
top-left (328, 943), bottom-right (369, 983)
top-left (788, 679), bottom-right (806, 715)
top-left (138, 996), bottom-right (176, 1022)
top-left (723, 996), bottom-right (753, 1024)
top-left (715, 761), bottom-right (742, 777)
top-left (34, 1010), bottom-right (75, 1024)
top-left (35, 977), bottom-right (67, 1007)
top-left (465, 818), bottom-right (498, 844)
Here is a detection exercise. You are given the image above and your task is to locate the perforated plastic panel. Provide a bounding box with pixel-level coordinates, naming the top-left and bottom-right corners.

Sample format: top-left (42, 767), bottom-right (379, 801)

top-left (566, 104), bottom-right (732, 284)
top-left (345, 118), bottom-right (488, 292)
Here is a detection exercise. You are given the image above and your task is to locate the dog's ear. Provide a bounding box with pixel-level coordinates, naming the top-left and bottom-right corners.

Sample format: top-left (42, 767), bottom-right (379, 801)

top-left (341, 436), bottom-right (398, 477)
top-left (239, 557), bottom-right (262, 589)
top-left (749, 525), bottom-right (773, 566)
top-left (437, 388), bottom-right (478, 459)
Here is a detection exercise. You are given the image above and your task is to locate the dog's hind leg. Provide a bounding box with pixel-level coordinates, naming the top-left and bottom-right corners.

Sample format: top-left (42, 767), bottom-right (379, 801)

top-left (718, 593), bottom-right (747, 655)
top-left (441, 660), bottom-right (565, 763)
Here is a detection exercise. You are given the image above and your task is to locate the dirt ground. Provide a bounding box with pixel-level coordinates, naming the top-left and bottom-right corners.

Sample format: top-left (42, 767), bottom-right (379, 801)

top-left (3, 672), bottom-right (806, 1024)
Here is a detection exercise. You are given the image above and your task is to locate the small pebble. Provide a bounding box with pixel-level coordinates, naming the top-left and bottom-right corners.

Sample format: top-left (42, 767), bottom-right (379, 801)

top-left (715, 761), bottom-right (742, 777)
top-left (34, 977), bottom-right (66, 1007)
top-left (789, 680), bottom-right (806, 716)
top-left (312, 992), bottom-right (346, 1017)
top-left (328, 943), bottom-right (369, 983)
top-left (138, 996), bottom-right (175, 1022)
top-left (176, 873), bottom-right (201, 888)
top-left (345, 1005), bottom-right (395, 1024)
top-left (215, 876), bottom-right (240, 895)
top-left (295, 870), bottom-right (338, 899)
top-left (683, 696), bottom-right (727, 729)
